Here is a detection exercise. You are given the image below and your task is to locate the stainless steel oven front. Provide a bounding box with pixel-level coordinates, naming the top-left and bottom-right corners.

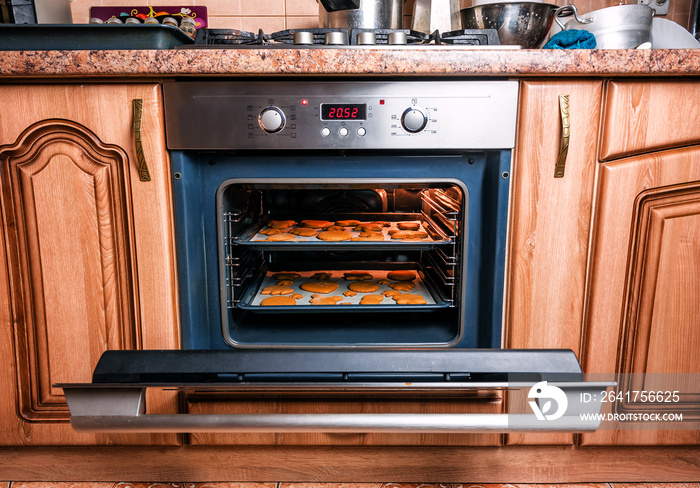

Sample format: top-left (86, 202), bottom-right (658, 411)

top-left (164, 79), bottom-right (518, 350)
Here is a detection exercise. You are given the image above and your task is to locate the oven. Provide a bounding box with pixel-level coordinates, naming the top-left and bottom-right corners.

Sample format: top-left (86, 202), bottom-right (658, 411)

top-left (165, 79), bottom-right (516, 350)
top-left (58, 79), bottom-right (612, 434)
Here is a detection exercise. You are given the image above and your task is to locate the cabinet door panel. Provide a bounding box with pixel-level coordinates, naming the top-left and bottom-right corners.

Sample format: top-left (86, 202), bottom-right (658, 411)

top-left (0, 84), bottom-right (180, 446)
top-left (581, 147), bottom-right (700, 445)
top-left (3, 121), bottom-right (136, 420)
top-left (506, 80), bottom-right (602, 445)
top-left (601, 80), bottom-right (700, 161)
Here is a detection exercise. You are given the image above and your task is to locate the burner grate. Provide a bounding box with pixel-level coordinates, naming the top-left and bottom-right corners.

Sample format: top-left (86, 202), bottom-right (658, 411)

top-left (267, 28), bottom-right (348, 45)
top-left (350, 28), bottom-right (435, 45)
top-left (195, 28), bottom-right (262, 45)
top-left (439, 29), bottom-right (500, 46)
top-left (193, 27), bottom-right (500, 47)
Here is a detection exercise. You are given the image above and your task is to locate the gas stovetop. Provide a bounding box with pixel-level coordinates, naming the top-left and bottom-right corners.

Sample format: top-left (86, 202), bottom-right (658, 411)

top-left (188, 27), bottom-right (504, 47)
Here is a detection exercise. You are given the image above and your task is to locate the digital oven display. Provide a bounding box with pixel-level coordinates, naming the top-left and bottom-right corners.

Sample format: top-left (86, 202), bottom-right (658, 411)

top-left (321, 103), bottom-right (367, 120)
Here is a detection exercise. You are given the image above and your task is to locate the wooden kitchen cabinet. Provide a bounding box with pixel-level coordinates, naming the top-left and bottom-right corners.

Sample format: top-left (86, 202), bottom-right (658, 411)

top-left (580, 83), bottom-right (700, 445)
top-left (505, 80), bottom-right (602, 445)
top-left (0, 84), bottom-right (181, 446)
top-left (508, 79), bottom-right (699, 446)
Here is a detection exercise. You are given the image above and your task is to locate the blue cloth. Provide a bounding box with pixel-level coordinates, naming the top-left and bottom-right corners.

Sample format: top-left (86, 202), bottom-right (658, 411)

top-left (542, 29), bottom-right (596, 49)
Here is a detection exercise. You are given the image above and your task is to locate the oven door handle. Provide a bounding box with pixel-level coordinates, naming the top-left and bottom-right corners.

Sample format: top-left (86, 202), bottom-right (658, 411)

top-left (60, 382), bottom-right (613, 433)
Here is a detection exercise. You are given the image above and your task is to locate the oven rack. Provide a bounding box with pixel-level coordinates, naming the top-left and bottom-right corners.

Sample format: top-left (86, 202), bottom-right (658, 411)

top-left (234, 262), bottom-right (452, 312)
top-left (232, 212), bottom-right (454, 251)
top-left (421, 188), bottom-right (461, 239)
top-left (224, 249), bottom-right (265, 309)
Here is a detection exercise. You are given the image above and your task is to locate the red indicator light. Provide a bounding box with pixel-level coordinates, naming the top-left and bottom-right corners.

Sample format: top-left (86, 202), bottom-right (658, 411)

top-left (301, 99), bottom-right (308, 105)
top-left (379, 99), bottom-right (385, 105)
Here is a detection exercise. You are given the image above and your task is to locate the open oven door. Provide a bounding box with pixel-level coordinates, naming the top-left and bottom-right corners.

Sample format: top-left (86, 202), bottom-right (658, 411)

top-left (58, 349), bottom-right (613, 433)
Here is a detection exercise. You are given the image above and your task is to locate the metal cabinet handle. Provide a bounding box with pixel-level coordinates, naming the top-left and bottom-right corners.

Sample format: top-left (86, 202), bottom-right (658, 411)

top-left (132, 99), bottom-right (152, 182)
top-left (554, 94), bottom-right (570, 178)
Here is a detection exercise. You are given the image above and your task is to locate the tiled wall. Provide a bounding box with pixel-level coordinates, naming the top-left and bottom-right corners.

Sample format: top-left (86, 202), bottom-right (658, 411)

top-left (70, 0), bottom-right (692, 37)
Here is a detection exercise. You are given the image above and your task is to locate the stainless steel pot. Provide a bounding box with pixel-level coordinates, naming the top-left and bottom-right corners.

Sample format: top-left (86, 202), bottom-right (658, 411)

top-left (460, 2), bottom-right (560, 48)
top-left (555, 4), bottom-right (654, 49)
top-left (318, 0), bottom-right (404, 30)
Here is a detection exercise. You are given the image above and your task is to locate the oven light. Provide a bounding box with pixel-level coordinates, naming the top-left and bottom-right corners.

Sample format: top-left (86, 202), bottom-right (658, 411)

top-left (301, 99), bottom-right (308, 105)
top-left (379, 99), bottom-right (385, 105)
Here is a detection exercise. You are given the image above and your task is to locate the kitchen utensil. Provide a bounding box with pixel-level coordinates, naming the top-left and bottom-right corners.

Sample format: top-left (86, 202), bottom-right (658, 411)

top-left (412, 0), bottom-right (462, 34)
top-left (460, 2), bottom-right (560, 48)
top-left (318, 0), bottom-right (403, 30)
top-left (555, 4), bottom-right (654, 49)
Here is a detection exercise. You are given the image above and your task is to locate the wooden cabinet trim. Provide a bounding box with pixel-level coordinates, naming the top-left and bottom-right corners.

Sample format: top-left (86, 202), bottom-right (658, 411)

top-left (1, 445), bottom-right (699, 482)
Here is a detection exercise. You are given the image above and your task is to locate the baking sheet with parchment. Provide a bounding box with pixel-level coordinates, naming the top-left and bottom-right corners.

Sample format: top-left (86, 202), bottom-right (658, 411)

top-left (249, 269), bottom-right (436, 307)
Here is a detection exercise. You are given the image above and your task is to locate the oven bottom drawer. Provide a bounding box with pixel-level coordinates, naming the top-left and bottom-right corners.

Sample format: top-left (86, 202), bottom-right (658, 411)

top-left (185, 394), bottom-right (503, 446)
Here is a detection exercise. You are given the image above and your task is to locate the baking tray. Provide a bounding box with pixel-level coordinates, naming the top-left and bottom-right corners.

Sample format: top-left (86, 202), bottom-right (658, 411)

top-left (0, 24), bottom-right (194, 51)
top-left (237, 268), bottom-right (450, 312)
top-left (234, 213), bottom-right (453, 251)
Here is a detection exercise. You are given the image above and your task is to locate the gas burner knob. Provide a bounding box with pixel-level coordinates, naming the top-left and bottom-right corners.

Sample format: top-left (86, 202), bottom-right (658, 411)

top-left (258, 106), bottom-right (286, 133)
top-left (401, 107), bottom-right (428, 133)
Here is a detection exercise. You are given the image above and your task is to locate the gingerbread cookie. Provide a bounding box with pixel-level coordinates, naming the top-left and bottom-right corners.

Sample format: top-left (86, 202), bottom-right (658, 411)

top-left (397, 222), bottom-right (421, 231)
top-left (354, 223), bottom-right (383, 232)
top-left (276, 280), bottom-right (294, 286)
top-left (309, 295), bottom-right (344, 305)
top-left (291, 294), bottom-right (303, 300)
top-left (389, 281), bottom-right (415, 292)
top-left (382, 289), bottom-right (402, 297)
top-left (360, 294), bottom-right (384, 305)
top-left (301, 220), bottom-right (334, 229)
top-left (324, 225), bottom-right (344, 232)
top-left (343, 290), bottom-right (357, 297)
top-left (266, 233), bottom-right (295, 241)
top-left (311, 272), bottom-right (332, 281)
top-left (378, 279), bottom-right (389, 285)
top-left (336, 219), bottom-right (360, 227)
top-left (290, 227), bottom-right (318, 237)
top-left (300, 281), bottom-right (339, 294)
top-left (260, 228), bottom-right (285, 236)
top-left (344, 271), bottom-right (374, 281)
top-left (392, 294), bottom-right (427, 305)
top-left (261, 285), bottom-right (294, 296)
top-left (359, 231), bottom-right (384, 238)
top-left (317, 230), bottom-right (352, 241)
top-left (261, 296), bottom-right (297, 306)
top-left (390, 230), bottom-right (429, 240)
top-left (387, 270), bottom-right (417, 281)
top-left (268, 220), bottom-right (296, 229)
top-left (348, 281), bottom-right (380, 293)
top-left (272, 272), bottom-right (301, 281)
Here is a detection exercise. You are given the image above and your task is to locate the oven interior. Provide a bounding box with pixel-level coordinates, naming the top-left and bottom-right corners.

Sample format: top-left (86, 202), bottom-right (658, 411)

top-left (171, 150), bottom-right (510, 351)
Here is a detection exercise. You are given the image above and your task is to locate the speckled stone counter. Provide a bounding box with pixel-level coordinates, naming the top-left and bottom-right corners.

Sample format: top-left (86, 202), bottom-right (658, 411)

top-left (1, 47), bottom-right (700, 78)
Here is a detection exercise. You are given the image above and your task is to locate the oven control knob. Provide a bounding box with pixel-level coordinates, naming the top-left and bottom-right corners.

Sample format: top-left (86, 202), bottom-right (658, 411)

top-left (258, 106), bottom-right (286, 133)
top-left (401, 107), bottom-right (428, 133)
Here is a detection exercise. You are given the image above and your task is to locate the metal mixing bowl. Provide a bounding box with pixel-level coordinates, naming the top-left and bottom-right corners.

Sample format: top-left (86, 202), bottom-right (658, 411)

top-left (460, 2), bottom-right (559, 48)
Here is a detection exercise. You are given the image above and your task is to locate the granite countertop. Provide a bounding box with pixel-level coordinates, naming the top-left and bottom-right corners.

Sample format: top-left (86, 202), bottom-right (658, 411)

top-left (2, 46), bottom-right (700, 78)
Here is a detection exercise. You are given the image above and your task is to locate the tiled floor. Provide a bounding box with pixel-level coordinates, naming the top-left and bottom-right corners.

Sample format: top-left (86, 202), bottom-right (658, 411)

top-left (2, 483), bottom-right (699, 488)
